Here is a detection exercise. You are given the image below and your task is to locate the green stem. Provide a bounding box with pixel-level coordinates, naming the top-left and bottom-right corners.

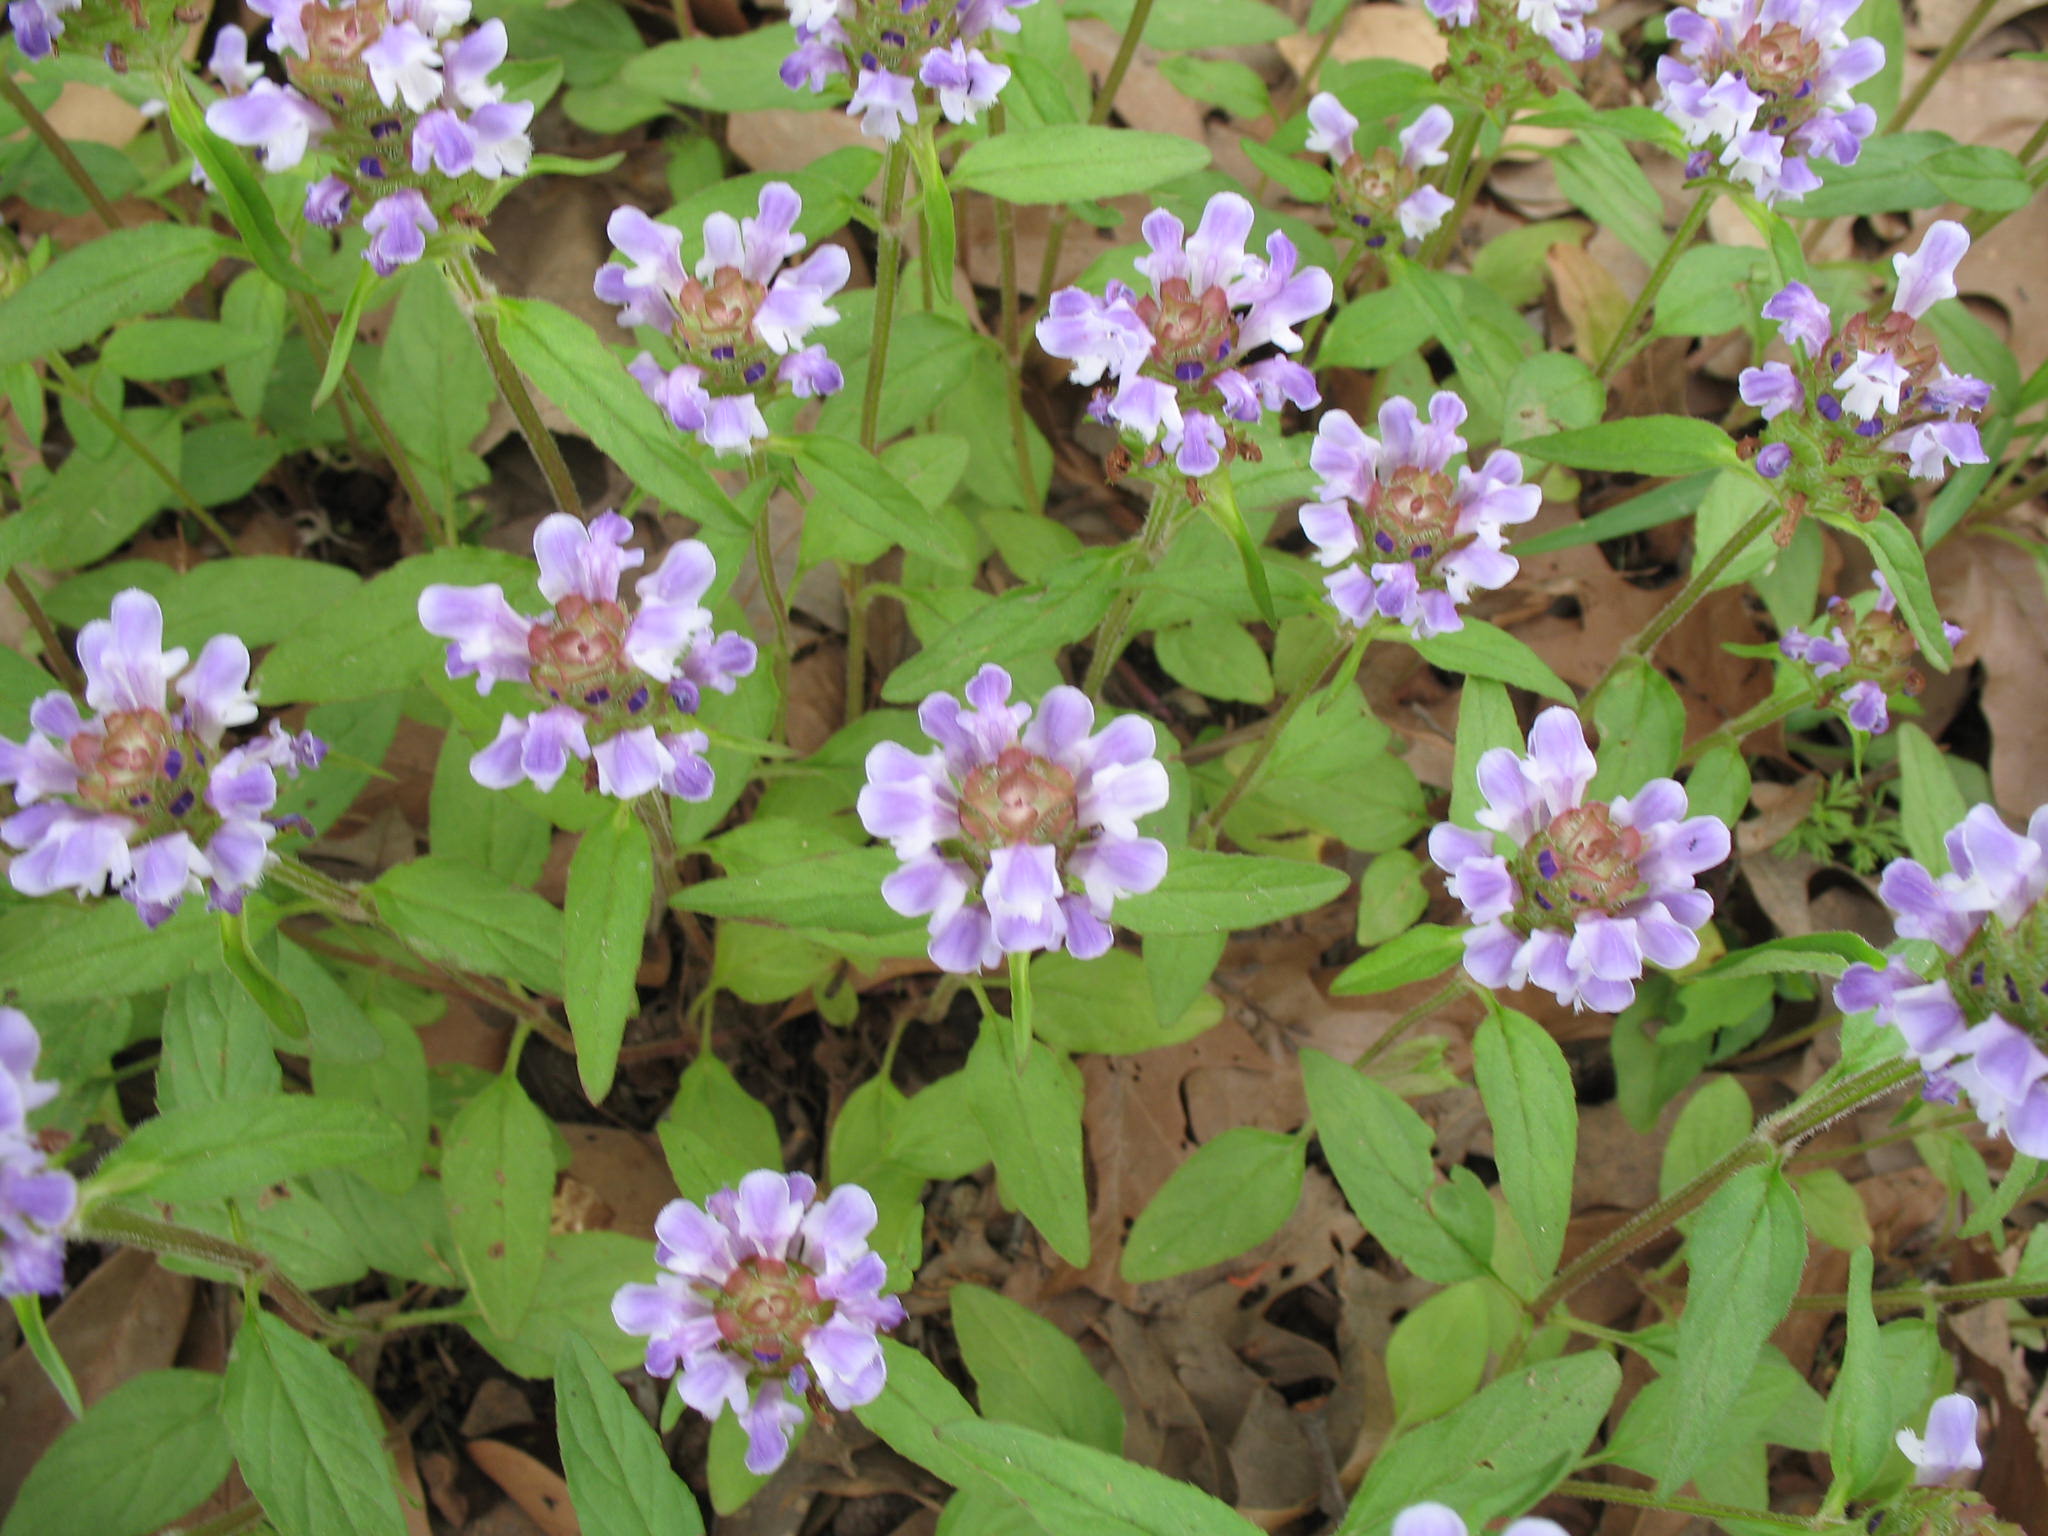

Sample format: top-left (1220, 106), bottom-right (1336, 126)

top-left (2020, 113), bottom-right (2048, 166)
top-left (1588, 494), bottom-right (1779, 703)
top-left (1594, 185), bottom-right (1717, 381)
top-left (1007, 950), bottom-right (1032, 1066)
top-left (746, 460), bottom-right (793, 737)
top-left (1979, 460), bottom-right (2048, 522)
top-left (1196, 628), bottom-right (1351, 847)
top-left (446, 249), bottom-right (582, 521)
top-left (11, 1295), bottom-right (83, 1418)
top-left (1553, 1478), bottom-right (1834, 1531)
top-left (1080, 479), bottom-right (1191, 699)
top-left (44, 354), bottom-right (233, 549)
top-left (0, 70), bottom-right (125, 233)
top-left (1297, 236), bottom-right (1365, 368)
top-left (1678, 680), bottom-right (1820, 766)
top-left (990, 105), bottom-right (1039, 509)
top-left (1794, 1273), bottom-right (2048, 1313)
top-left (1528, 1057), bottom-right (1921, 1320)
top-left (1888, 0), bottom-right (2000, 132)
top-left (6, 570), bottom-right (84, 698)
top-left (1354, 977), bottom-right (1466, 1071)
top-left (267, 854), bottom-right (373, 923)
top-left (633, 793), bottom-right (681, 914)
top-left (1418, 111), bottom-right (1492, 268)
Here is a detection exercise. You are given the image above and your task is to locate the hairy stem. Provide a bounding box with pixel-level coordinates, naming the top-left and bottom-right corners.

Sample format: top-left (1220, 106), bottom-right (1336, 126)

top-left (1418, 111), bottom-right (1492, 268)
top-left (1196, 628), bottom-right (1351, 846)
top-left (1678, 680), bottom-right (1820, 766)
top-left (1553, 1478), bottom-right (1833, 1531)
top-left (747, 461), bottom-right (794, 736)
top-left (1795, 1271), bottom-right (2048, 1314)
top-left (446, 249), bottom-right (583, 520)
top-left (5, 570), bottom-right (84, 698)
top-left (990, 105), bottom-right (1040, 509)
top-left (44, 354), bottom-right (234, 549)
top-left (0, 71), bottom-right (125, 232)
top-left (1081, 479), bottom-right (1189, 699)
top-left (1889, 0), bottom-right (2000, 132)
top-left (1354, 978), bottom-right (1467, 1071)
top-left (1594, 185), bottom-right (1717, 381)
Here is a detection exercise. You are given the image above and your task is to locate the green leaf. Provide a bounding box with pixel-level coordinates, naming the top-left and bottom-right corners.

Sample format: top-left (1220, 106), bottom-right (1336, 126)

top-left (429, 730), bottom-right (551, 886)
top-left (796, 435), bottom-right (976, 568)
top-left (1413, 618), bottom-right (1573, 702)
top-left (968, 1029), bottom-right (1089, 1266)
top-left (952, 1285), bottom-right (1124, 1453)
top-left (1499, 350), bottom-right (1606, 445)
top-left (1660, 1076), bottom-right (1752, 1200)
top-left (938, 1419), bottom-right (1264, 1536)
top-left (311, 1006), bottom-right (430, 1198)
top-left (616, 28), bottom-right (812, 113)
top-left (1154, 620), bottom-right (1272, 703)
top-left (163, 81), bottom-right (315, 297)
top-left (1696, 932), bottom-right (1884, 981)
top-left (0, 899), bottom-right (219, 1005)
top-left (1159, 56), bottom-right (1271, 118)
top-left (1120, 1128), bottom-right (1304, 1283)
top-left (222, 1312), bottom-right (408, 1536)
top-left (1517, 417), bottom-right (1741, 477)
top-left (1797, 1167), bottom-right (1874, 1250)
top-left (1514, 473), bottom-right (1715, 556)
top-left (158, 968), bottom-right (282, 1111)
top-left (1474, 1009), bottom-right (1576, 1278)
top-left (1685, 739), bottom-right (1751, 829)
top-left (1029, 948), bottom-right (1222, 1055)
top-left (219, 906), bottom-right (308, 1041)
top-left (1340, 1352), bottom-right (1622, 1529)
top-left (370, 855), bottom-right (566, 995)
top-left (86, 1095), bottom-right (403, 1205)
top-left (1589, 656), bottom-right (1684, 799)
top-left (1067, 0), bottom-right (1293, 45)
top-left (1451, 677), bottom-right (1522, 832)
top-left (879, 557), bottom-right (1119, 704)
top-left (314, 264), bottom-right (379, 410)
top-left (1318, 286), bottom-right (1433, 370)
top-left (1330, 924), bottom-right (1465, 998)
top-left (855, 1338), bottom-right (985, 1488)
top-left (1355, 850), bottom-right (1430, 947)
top-left (494, 296), bottom-right (743, 530)
top-left (555, 1334), bottom-right (704, 1536)
top-left (1115, 850), bottom-right (1348, 936)
top-left (1896, 723), bottom-right (1969, 872)
top-left (471, 1232), bottom-right (652, 1378)
top-left (949, 125), bottom-right (1212, 203)
top-left (1385, 1281), bottom-right (1491, 1426)
top-left (0, 225), bottom-right (231, 370)
top-left (1665, 1165), bottom-right (1808, 1491)
top-left (1, 1369), bottom-right (232, 1536)
top-left (1550, 132), bottom-right (1666, 265)
top-left (656, 1053), bottom-right (782, 1202)
top-left (675, 847), bottom-right (914, 937)
top-left (566, 811), bottom-right (653, 1103)
top-left (1301, 1049), bottom-right (1482, 1285)
top-left (443, 1074), bottom-right (555, 1337)
top-left (1828, 509), bottom-right (1951, 670)
top-left (1648, 244), bottom-right (1775, 339)
top-left (378, 272), bottom-right (493, 524)
top-left (97, 318), bottom-right (263, 381)
top-left (27, 408), bottom-right (186, 571)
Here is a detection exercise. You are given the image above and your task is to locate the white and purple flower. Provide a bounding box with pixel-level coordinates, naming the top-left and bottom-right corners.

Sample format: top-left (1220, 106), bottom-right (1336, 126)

top-left (1424, 0), bottom-right (1602, 69)
top-left (1392, 1503), bottom-right (1569, 1536)
top-left (1898, 1395), bottom-right (1983, 1486)
top-left (1835, 805), bottom-right (2048, 1159)
top-left (858, 665), bottom-right (1169, 973)
top-left (1298, 390), bottom-right (1540, 639)
top-left (1428, 708), bottom-right (1731, 1012)
top-left (0, 592), bottom-right (323, 927)
top-left (1739, 223), bottom-right (1988, 522)
top-left (6, 0), bottom-right (78, 60)
top-left (596, 185), bottom-right (849, 457)
top-left (1306, 98), bottom-right (1459, 247)
top-left (1036, 193), bottom-right (1331, 482)
top-left (1778, 573), bottom-right (1964, 735)
top-left (780, 0), bottom-right (1030, 140)
top-left (1657, 0), bottom-right (1883, 204)
top-left (0, 1009), bottom-right (74, 1299)
top-left (611, 1170), bottom-right (905, 1475)
top-left (418, 512), bottom-right (755, 799)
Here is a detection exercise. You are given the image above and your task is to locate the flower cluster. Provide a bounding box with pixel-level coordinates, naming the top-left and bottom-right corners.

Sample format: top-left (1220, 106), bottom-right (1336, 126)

top-left (1429, 708), bottom-right (1730, 1011)
top-left (1305, 99), bottom-right (1458, 248)
top-left (204, 0), bottom-right (533, 274)
top-left (0, 592), bottom-right (324, 927)
top-left (1036, 193), bottom-right (1331, 484)
top-left (1427, 0), bottom-right (1602, 103)
top-left (1657, 0), bottom-right (1883, 204)
top-left (781, 0), bottom-right (1032, 140)
top-left (1741, 221), bottom-right (1989, 524)
top-left (0, 1010), bottom-right (74, 1299)
top-left (420, 513), bottom-right (754, 800)
top-left (1899, 1395), bottom-right (1983, 1487)
top-left (1298, 391), bottom-right (1540, 639)
top-left (1836, 805), bottom-right (2048, 1158)
top-left (858, 666), bottom-right (1168, 973)
top-left (1779, 573), bottom-right (1964, 735)
top-left (612, 1170), bottom-right (904, 1475)
top-left (596, 185), bottom-right (848, 457)
top-left (1393, 1503), bottom-right (1567, 1536)
top-left (9, 0), bottom-right (189, 67)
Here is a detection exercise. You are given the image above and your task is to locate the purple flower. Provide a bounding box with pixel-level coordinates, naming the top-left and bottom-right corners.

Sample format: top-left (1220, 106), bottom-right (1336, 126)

top-left (418, 512), bottom-right (753, 800)
top-left (1898, 1395), bottom-right (1982, 1486)
top-left (1298, 392), bottom-right (1539, 639)
top-left (780, 0), bottom-right (1030, 130)
top-left (1428, 0), bottom-right (1599, 66)
top-left (1392, 1505), bottom-right (1569, 1536)
top-left (1756, 442), bottom-right (1792, 478)
top-left (363, 189), bottom-right (438, 275)
top-left (1762, 281), bottom-right (1831, 352)
top-left (1037, 194), bottom-right (1330, 481)
top-left (1836, 805), bottom-right (2048, 1156)
top-left (410, 108), bottom-right (476, 175)
top-left (7, 0), bottom-right (76, 59)
top-left (1778, 578), bottom-right (1961, 737)
top-left (205, 80), bottom-right (332, 173)
top-left (1427, 708), bottom-right (1730, 1012)
top-left (858, 666), bottom-right (1168, 973)
top-left (849, 68), bottom-right (919, 138)
top-left (1893, 218), bottom-right (1969, 319)
top-left (207, 23), bottom-right (265, 91)
top-left (0, 592), bottom-right (319, 926)
top-left (0, 1010), bottom-right (75, 1299)
top-left (1739, 361), bottom-right (1803, 421)
top-left (363, 20), bottom-right (444, 112)
top-left (596, 185), bottom-right (849, 457)
top-left (1657, 0), bottom-right (1879, 205)
top-left (1305, 94), bottom-right (1358, 160)
top-left (304, 174), bottom-right (353, 227)
top-left (611, 1170), bottom-right (906, 1475)
top-left (918, 42), bottom-right (1009, 125)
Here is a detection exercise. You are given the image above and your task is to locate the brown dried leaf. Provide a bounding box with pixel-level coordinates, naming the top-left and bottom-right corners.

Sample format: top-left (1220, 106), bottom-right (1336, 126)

top-left (466, 1440), bottom-right (579, 1536)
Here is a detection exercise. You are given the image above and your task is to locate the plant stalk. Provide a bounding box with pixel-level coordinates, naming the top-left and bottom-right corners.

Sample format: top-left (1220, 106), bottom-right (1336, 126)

top-left (446, 249), bottom-right (583, 519)
top-left (0, 70), bottom-right (125, 232)
top-left (1080, 478), bottom-right (1190, 698)
top-left (990, 104), bottom-right (1040, 508)
top-left (44, 354), bottom-right (234, 548)
top-left (1795, 1272), bottom-right (2048, 1314)
top-left (1418, 111), bottom-right (1491, 268)
top-left (5, 570), bottom-right (84, 698)
top-left (1553, 1478), bottom-right (1832, 1531)
top-left (1677, 679), bottom-right (1820, 766)
top-left (1594, 185), bottom-right (1717, 381)
top-left (1196, 628), bottom-right (1351, 846)
top-left (1888, 0), bottom-right (2000, 132)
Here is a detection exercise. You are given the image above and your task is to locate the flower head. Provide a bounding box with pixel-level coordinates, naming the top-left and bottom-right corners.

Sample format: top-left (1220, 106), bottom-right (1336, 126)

top-left (858, 666), bottom-right (1169, 973)
top-left (1307, 98), bottom-right (1460, 247)
top-left (1036, 193), bottom-right (1330, 484)
top-left (596, 186), bottom-right (849, 457)
top-left (781, 0), bottom-right (1031, 138)
top-left (1778, 574), bottom-right (1964, 735)
top-left (1426, 0), bottom-right (1602, 96)
top-left (418, 512), bottom-right (755, 799)
top-left (0, 1010), bottom-right (74, 1299)
top-left (1427, 708), bottom-right (1730, 1012)
top-left (1898, 1395), bottom-right (1983, 1486)
top-left (0, 592), bottom-right (323, 927)
top-left (1298, 391), bottom-right (1539, 639)
top-left (1392, 1504), bottom-right (1570, 1536)
top-left (1737, 222), bottom-right (1988, 529)
top-left (612, 1170), bottom-right (906, 1475)
top-left (1835, 805), bottom-right (2048, 1158)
